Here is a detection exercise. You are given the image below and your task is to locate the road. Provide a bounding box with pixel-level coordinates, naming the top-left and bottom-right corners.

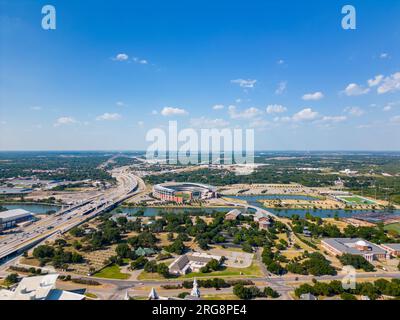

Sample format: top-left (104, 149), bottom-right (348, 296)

top-left (69, 270), bottom-right (400, 300)
top-left (0, 166), bottom-right (145, 263)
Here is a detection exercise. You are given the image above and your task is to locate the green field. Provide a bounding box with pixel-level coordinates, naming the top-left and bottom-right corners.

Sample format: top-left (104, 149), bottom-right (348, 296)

top-left (337, 196), bottom-right (375, 205)
top-left (384, 223), bottom-right (400, 235)
top-left (93, 264), bottom-right (130, 280)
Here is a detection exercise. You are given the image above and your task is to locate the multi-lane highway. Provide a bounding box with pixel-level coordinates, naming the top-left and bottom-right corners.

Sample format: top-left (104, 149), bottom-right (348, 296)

top-left (0, 166), bottom-right (144, 263)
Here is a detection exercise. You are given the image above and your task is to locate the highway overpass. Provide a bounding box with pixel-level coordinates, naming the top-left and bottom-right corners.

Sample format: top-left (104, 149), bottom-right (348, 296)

top-left (0, 167), bottom-right (144, 264)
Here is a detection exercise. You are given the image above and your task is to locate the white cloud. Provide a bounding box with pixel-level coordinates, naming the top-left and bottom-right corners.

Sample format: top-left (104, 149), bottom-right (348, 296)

top-left (228, 105), bottom-right (262, 119)
top-left (292, 108), bottom-right (319, 122)
top-left (161, 107), bottom-right (188, 116)
top-left (343, 83), bottom-right (370, 96)
top-left (113, 53), bottom-right (129, 61)
top-left (368, 75), bottom-right (384, 87)
top-left (277, 59), bottom-right (285, 65)
top-left (275, 81), bottom-right (287, 95)
top-left (231, 79), bottom-right (257, 88)
top-left (380, 53), bottom-right (389, 59)
top-left (54, 116), bottom-right (77, 127)
top-left (377, 72), bottom-right (400, 94)
top-left (345, 106), bottom-right (364, 117)
top-left (390, 115), bottom-right (400, 124)
top-left (383, 101), bottom-right (400, 112)
top-left (116, 101), bottom-right (126, 107)
top-left (266, 104), bottom-right (287, 114)
top-left (133, 57), bottom-right (148, 64)
top-left (190, 117), bottom-right (229, 128)
top-left (302, 92), bottom-right (324, 101)
top-left (383, 105), bottom-right (392, 112)
top-left (213, 104), bottom-right (224, 110)
top-left (96, 113), bottom-right (122, 121)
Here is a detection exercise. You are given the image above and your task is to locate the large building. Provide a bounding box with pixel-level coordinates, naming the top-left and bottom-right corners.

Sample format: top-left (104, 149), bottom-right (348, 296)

top-left (321, 238), bottom-right (389, 262)
top-left (168, 252), bottom-right (222, 275)
top-left (380, 244), bottom-right (400, 257)
top-left (152, 182), bottom-right (217, 203)
top-left (0, 209), bottom-right (34, 231)
top-left (0, 274), bottom-right (85, 300)
top-left (225, 209), bottom-right (242, 220)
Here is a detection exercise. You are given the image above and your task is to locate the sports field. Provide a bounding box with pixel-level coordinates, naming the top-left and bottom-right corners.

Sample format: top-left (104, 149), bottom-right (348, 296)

top-left (337, 195), bottom-right (375, 205)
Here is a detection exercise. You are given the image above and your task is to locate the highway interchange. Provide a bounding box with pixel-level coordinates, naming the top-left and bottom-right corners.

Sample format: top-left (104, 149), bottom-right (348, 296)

top-left (0, 166), bottom-right (144, 263)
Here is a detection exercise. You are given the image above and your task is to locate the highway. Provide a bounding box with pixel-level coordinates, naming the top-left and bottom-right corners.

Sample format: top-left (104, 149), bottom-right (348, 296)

top-left (0, 166), bottom-right (144, 263)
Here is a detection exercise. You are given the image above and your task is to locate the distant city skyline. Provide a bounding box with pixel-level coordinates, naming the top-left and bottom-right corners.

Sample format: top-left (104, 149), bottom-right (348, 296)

top-left (1, 0), bottom-right (400, 151)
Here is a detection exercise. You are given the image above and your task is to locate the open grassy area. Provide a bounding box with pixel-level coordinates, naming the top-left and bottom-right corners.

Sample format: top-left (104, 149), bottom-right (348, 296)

top-left (337, 196), bottom-right (375, 205)
top-left (93, 264), bottom-right (130, 280)
top-left (384, 223), bottom-right (400, 235)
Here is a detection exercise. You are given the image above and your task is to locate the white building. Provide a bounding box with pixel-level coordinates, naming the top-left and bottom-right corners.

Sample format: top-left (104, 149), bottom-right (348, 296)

top-left (0, 274), bottom-right (85, 300)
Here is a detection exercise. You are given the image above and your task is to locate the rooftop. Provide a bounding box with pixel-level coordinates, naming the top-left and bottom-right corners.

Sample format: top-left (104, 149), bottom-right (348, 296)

top-left (381, 243), bottom-right (400, 251)
top-left (322, 238), bottom-right (386, 256)
top-left (0, 209), bottom-right (33, 220)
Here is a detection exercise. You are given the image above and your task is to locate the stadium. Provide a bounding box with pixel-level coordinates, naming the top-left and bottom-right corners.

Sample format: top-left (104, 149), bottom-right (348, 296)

top-left (152, 182), bottom-right (217, 203)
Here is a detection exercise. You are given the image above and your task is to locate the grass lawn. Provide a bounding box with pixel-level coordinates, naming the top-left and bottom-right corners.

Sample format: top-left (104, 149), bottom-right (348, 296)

top-left (93, 264), bottom-right (130, 280)
top-left (384, 223), bottom-right (400, 235)
top-left (338, 196), bottom-right (375, 205)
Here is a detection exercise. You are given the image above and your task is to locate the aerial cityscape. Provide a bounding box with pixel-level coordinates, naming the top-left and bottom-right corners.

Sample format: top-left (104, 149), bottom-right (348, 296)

top-left (1, 0), bottom-right (400, 306)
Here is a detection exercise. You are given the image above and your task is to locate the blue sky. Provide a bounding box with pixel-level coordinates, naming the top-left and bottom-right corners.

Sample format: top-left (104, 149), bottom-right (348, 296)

top-left (1, 0), bottom-right (400, 150)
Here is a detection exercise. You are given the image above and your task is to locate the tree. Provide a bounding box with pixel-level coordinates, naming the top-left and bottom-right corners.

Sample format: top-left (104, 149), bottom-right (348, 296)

top-left (165, 239), bottom-right (186, 255)
top-left (116, 216), bottom-right (128, 227)
top-left (340, 292), bottom-right (357, 300)
top-left (71, 252), bottom-right (84, 263)
top-left (157, 263), bottom-right (170, 278)
top-left (33, 245), bottom-right (55, 259)
top-left (338, 254), bottom-right (375, 272)
top-left (233, 284), bottom-right (262, 300)
top-left (264, 286), bottom-right (280, 298)
top-left (54, 239), bottom-right (67, 247)
top-left (197, 238), bottom-right (209, 250)
top-left (5, 273), bottom-right (19, 285)
top-left (130, 256), bottom-right (148, 270)
top-left (267, 262), bottom-right (285, 275)
top-left (144, 260), bottom-right (158, 273)
top-left (241, 243), bottom-right (253, 253)
top-left (116, 243), bottom-right (131, 258)
top-left (178, 292), bottom-right (190, 299)
top-left (294, 284), bottom-right (315, 298)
